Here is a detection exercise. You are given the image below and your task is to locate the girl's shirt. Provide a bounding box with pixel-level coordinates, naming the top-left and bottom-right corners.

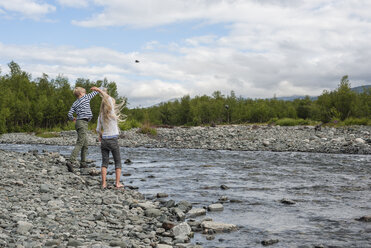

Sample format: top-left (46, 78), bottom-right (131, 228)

top-left (96, 97), bottom-right (120, 139)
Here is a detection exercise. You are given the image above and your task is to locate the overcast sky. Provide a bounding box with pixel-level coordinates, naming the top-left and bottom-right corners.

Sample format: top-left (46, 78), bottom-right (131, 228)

top-left (0, 0), bottom-right (370, 107)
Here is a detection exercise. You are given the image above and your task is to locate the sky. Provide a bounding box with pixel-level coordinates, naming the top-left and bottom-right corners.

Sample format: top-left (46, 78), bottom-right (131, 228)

top-left (0, 0), bottom-right (371, 107)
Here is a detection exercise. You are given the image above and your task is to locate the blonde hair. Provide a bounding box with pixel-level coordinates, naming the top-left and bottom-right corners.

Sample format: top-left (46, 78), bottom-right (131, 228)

top-left (99, 89), bottom-right (126, 125)
top-left (73, 87), bottom-right (86, 97)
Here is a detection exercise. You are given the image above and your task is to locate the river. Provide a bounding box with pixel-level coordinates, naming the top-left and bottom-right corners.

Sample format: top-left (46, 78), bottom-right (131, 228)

top-left (0, 144), bottom-right (370, 248)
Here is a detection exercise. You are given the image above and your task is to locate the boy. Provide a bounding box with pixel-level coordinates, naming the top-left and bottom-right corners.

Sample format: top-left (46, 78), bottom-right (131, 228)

top-left (66, 86), bottom-right (100, 172)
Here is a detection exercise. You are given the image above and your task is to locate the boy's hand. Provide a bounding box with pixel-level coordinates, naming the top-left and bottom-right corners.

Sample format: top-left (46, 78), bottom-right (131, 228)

top-left (91, 86), bottom-right (101, 92)
top-left (73, 117), bottom-right (76, 123)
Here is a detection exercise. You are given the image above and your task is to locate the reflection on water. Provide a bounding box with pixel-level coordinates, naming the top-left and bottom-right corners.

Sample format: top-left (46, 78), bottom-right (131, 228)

top-left (1, 144), bottom-right (370, 248)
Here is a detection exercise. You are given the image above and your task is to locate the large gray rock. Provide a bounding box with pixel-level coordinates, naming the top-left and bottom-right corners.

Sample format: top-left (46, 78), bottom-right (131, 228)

top-left (187, 208), bottom-right (206, 218)
top-left (156, 244), bottom-right (173, 248)
top-left (172, 222), bottom-right (192, 238)
top-left (208, 203), bottom-right (224, 211)
top-left (201, 221), bottom-right (237, 233)
top-left (16, 221), bottom-right (33, 234)
top-left (145, 208), bottom-right (162, 217)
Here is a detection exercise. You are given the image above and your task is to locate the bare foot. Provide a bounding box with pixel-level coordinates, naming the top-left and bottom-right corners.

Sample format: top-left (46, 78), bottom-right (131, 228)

top-left (115, 183), bottom-right (124, 189)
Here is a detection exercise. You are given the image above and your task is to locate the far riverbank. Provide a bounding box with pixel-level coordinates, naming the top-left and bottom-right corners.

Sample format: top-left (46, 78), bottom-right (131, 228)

top-left (0, 125), bottom-right (370, 154)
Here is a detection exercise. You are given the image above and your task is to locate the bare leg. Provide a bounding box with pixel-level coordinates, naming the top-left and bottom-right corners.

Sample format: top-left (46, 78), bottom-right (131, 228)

top-left (101, 167), bottom-right (107, 188)
top-left (115, 168), bottom-right (124, 188)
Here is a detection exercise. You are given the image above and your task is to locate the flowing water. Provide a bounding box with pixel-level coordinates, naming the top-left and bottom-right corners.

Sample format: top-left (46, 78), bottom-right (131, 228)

top-left (1, 144), bottom-right (370, 248)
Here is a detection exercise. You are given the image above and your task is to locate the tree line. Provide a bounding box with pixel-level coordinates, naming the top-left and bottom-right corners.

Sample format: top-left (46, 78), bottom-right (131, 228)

top-left (0, 61), bottom-right (370, 134)
top-left (129, 75), bottom-right (370, 126)
top-left (0, 61), bottom-right (126, 133)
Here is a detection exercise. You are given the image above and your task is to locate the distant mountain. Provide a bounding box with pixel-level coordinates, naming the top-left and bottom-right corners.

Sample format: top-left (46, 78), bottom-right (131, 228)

top-left (274, 95), bottom-right (317, 101)
top-left (274, 85), bottom-right (370, 101)
top-left (351, 85), bottom-right (371, 93)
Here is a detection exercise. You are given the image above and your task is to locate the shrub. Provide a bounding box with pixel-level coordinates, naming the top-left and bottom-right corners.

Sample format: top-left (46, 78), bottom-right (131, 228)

top-left (268, 117), bottom-right (279, 125)
top-left (138, 123), bottom-right (157, 136)
top-left (343, 117), bottom-right (370, 126)
top-left (119, 119), bottom-right (141, 131)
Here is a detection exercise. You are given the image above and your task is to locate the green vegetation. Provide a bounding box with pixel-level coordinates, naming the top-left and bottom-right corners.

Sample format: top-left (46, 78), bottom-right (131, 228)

top-left (137, 123), bottom-right (157, 136)
top-left (127, 76), bottom-right (370, 127)
top-left (274, 118), bottom-right (312, 126)
top-left (0, 61), bottom-right (127, 134)
top-left (0, 61), bottom-right (369, 135)
top-left (35, 131), bottom-right (60, 138)
top-left (118, 119), bottom-right (141, 131)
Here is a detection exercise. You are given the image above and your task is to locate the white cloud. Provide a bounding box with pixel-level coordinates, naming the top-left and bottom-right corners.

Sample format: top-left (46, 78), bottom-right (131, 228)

top-left (2, 1), bottom-right (371, 106)
top-left (0, 0), bottom-right (55, 18)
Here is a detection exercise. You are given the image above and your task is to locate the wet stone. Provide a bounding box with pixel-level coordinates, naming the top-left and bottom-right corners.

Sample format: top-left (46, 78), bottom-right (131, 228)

top-left (261, 239), bottom-right (279, 246)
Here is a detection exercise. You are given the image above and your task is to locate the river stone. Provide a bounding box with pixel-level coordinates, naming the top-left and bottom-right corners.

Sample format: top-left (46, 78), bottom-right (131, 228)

top-left (164, 200), bottom-right (175, 208)
top-left (355, 138), bottom-right (366, 144)
top-left (173, 208), bottom-right (186, 221)
top-left (17, 221), bottom-right (33, 234)
top-left (138, 201), bottom-right (156, 210)
top-left (145, 208), bottom-right (162, 217)
top-left (355, 216), bottom-right (371, 222)
top-left (201, 221), bottom-right (237, 233)
top-left (45, 240), bottom-right (61, 246)
top-left (176, 201), bottom-right (192, 212)
top-left (39, 184), bottom-right (50, 193)
top-left (157, 193), bottom-right (169, 198)
top-left (220, 184), bottom-right (229, 190)
top-left (67, 239), bottom-right (84, 247)
top-left (162, 221), bottom-right (175, 230)
top-left (172, 222), bottom-right (191, 237)
top-left (261, 239), bottom-right (279, 246)
top-left (208, 203), bottom-right (224, 211)
top-left (156, 244), bottom-right (173, 248)
top-left (280, 198), bottom-right (296, 205)
top-left (187, 208), bottom-right (206, 218)
top-left (109, 240), bottom-right (128, 248)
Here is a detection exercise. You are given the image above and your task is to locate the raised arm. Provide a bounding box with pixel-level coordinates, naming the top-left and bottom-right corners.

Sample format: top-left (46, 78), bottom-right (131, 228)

top-left (91, 86), bottom-right (105, 94)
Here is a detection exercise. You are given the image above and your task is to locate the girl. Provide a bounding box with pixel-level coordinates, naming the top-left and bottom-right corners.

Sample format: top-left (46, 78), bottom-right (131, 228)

top-left (92, 87), bottom-right (125, 189)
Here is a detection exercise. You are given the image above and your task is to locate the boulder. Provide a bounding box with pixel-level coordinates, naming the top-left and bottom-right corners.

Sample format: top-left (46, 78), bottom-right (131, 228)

top-left (172, 222), bottom-right (191, 238)
top-left (145, 208), bottom-right (162, 218)
top-left (208, 203), bottom-right (224, 211)
top-left (187, 208), bottom-right (206, 218)
top-left (355, 138), bottom-right (366, 144)
top-left (201, 221), bottom-right (237, 233)
top-left (16, 221), bottom-right (33, 234)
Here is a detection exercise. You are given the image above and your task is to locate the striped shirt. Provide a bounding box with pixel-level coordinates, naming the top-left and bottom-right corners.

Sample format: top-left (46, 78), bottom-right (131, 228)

top-left (68, 91), bottom-right (98, 121)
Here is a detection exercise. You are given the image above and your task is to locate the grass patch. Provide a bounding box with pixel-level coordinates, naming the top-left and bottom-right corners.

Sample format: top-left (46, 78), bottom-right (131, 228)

top-left (275, 118), bottom-right (311, 126)
top-left (35, 132), bottom-right (60, 138)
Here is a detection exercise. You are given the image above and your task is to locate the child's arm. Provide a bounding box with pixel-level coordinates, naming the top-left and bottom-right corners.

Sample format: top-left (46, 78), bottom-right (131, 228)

top-left (96, 114), bottom-right (103, 141)
top-left (67, 105), bottom-right (76, 121)
top-left (85, 87), bottom-right (100, 100)
top-left (91, 86), bottom-right (106, 96)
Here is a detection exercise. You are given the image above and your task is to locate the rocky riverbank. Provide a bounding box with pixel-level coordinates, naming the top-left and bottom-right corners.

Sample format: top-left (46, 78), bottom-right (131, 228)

top-left (0, 125), bottom-right (370, 154)
top-left (0, 149), bottom-right (237, 248)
